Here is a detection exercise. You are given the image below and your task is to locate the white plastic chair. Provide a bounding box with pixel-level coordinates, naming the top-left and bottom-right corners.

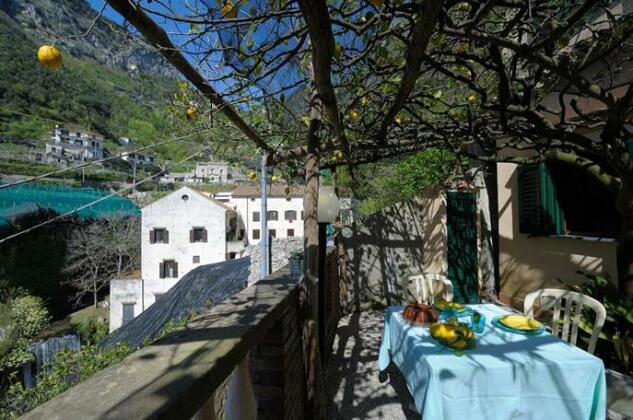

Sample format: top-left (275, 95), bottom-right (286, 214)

top-left (408, 273), bottom-right (453, 305)
top-left (523, 288), bottom-right (606, 354)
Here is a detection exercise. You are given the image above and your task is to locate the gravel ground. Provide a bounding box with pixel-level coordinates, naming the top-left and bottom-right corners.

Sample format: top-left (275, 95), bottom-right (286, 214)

top-left (326, 310), bottom-right (419, 420)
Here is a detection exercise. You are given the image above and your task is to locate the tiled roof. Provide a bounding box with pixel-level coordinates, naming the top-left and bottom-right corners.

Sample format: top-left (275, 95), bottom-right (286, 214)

top-left (231, 184), bottom-right (304, 198)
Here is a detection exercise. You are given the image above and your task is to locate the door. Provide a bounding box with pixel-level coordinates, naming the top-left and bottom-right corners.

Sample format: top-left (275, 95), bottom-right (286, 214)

top-left (447, 191), bottom-right (479, 303)
top-left (122, 303), bottom-right (135, 326)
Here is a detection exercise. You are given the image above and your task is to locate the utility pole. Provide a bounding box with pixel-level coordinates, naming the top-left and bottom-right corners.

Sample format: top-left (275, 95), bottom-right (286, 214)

top-left (259, 154), bottom-right (269, 278)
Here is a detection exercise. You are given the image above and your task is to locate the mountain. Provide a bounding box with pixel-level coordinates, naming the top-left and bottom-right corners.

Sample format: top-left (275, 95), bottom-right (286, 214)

top-left (0, 0), bottom-right (204, 162)
top-left (0, 0), bottom-right (176, 78)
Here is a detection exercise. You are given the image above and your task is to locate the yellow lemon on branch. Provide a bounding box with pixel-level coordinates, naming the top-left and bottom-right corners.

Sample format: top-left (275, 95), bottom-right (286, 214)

top-left (37, 45), bottom-right (62, 70)
top-left (221, 1), bottom-right (237, 19)
top-left (185, 107), bottom-right (199, 119)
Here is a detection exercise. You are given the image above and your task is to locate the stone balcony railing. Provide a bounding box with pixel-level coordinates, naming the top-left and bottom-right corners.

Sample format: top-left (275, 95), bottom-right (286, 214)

top-left (21, 248), bottom-right (341, 420)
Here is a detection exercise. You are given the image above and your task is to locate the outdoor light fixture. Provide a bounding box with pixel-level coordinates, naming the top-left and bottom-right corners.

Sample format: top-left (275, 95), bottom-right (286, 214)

top-left (317, 186), bottom-right (340, 223)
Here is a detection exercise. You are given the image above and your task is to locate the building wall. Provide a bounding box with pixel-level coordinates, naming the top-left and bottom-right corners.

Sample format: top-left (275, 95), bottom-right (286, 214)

top-left (141, 187), bottom-right (230, 307)
top-left (109, 278), bottom-right (142, 332)
top-left (230, 196), bottom-right (304, 245)
top-left (497, 163), bottom-right (618, 307)
top-left (196, 162), bottom-right (229, 183)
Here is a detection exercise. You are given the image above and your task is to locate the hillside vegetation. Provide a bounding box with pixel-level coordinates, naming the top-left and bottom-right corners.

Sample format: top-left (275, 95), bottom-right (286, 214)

top-left (0, 9), bottom-right (199, 162)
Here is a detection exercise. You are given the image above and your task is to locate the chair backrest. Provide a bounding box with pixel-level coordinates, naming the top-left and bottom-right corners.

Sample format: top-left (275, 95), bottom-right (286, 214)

top-left (523, 288), bottom-right (606, 354)
top-left (408, 273), bottom-right (453, 305)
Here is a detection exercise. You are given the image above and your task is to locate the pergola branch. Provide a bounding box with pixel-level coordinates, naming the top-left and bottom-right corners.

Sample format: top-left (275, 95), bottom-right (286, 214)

top-left (375, 0), bottom-right (443, 145)
top-left (105, 0), bottom-right (274, 153)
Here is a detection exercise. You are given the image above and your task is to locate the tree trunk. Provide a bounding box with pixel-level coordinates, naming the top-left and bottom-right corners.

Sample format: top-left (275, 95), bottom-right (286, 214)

top-left (302, 113), bottom-right (325, 419)
top-left (93, 278), bottom-right (98, 308)
top-left (616, 178), bottom-right (633, 297)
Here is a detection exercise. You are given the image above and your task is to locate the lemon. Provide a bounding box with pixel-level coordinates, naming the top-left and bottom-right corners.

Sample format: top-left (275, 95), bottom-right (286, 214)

top-left (456, 2), bottom-right (469, 11)
top-left (185, 107), bottom-right (198, 118)
top-left (334, 150), bottom-right (344, 160)
top-left (500, 315), bottom-right (541, 331)
top-left (247, 170), bottom-right (257, 181)
top-left (349, 109), bottom-right (360, 121)
top-left (221, 1), bottom-right (237, 19)
top-left (271, 175), bottom-right (279, 182)
top-left (467, 92), bottom-right (478, 104)
top-left (360, 96), bottom-right (369, 106)
top-left (37, 45), bottom-right (62, 70)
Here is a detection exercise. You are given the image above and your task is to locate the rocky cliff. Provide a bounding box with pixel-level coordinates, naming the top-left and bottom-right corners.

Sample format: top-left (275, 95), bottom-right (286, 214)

top-left (0, 0), bottom-right (176, 77)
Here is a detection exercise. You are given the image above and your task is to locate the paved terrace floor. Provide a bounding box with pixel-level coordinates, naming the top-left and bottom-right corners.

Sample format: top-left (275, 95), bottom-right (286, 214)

top-left (326, 310), bottom-right (417, 420)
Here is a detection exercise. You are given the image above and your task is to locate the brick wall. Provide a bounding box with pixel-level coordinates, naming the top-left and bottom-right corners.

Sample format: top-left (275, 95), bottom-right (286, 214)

top-left (249, 248), bottom-right (339, 419)
top-left (249, 298), bottom-right (306, 419)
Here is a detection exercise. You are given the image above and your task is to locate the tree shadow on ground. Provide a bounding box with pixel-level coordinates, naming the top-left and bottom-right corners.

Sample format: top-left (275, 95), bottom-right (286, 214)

top-left (326, 311), bottom-right (418, 420)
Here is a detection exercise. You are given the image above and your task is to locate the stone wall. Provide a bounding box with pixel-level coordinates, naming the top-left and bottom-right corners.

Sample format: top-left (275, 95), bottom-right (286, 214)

top-left (245, 237), bottom-right (303, 283)
top-left (342, 196), bottom-right (431, 309)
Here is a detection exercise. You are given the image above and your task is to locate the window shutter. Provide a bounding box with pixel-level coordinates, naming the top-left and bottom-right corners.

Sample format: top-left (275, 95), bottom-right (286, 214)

top-left (164, 230), bottom-right (169, 243)
top-left (159, 262), bottom-right (165, 279)
top-left (150, 230), bottom-right (155, 244)
top-left (517, 162), bottom-right (565, 236)
top-left (203, 229), bottom-right (208, 242)
top-left (190, 229), bottom-right (194, 243)
top-left (174, 262), bottom-right (178, 277)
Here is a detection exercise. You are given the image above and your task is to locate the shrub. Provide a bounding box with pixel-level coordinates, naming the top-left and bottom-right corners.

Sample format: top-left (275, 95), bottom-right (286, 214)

top-left (0, 343), bottom-right (130, 419)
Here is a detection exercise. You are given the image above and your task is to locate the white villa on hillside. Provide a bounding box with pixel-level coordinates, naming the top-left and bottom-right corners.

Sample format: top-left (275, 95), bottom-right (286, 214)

top-left (109, 187), bottom-right (246, 331)
top-left (224, 185), bottom-right (305, 245)
top-left (46, 125), bottom-right (105, 166)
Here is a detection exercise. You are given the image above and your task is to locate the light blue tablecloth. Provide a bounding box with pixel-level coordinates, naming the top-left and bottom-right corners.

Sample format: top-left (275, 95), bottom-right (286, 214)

top-left (378, 304), bottom-right (606, 420)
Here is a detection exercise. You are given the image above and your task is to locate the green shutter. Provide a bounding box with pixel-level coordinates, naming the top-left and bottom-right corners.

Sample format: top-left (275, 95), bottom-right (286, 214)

top-left (517, 162), bottom-right (565, 236)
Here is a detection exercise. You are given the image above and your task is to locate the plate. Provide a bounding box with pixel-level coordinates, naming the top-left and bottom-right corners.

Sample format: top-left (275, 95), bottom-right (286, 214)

top-left (492, 316), bottom-right (545, 335)
top-left (434, 301), bottom-right (467, 313)
top-left (499, 315), bottom-right (542, 331)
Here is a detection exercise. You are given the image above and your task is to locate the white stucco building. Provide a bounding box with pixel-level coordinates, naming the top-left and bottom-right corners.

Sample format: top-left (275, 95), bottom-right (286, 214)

top-left (121, 151), bottom-right (155, 166)
top-left (46, 125), bottom-right (104, 166)
top-left (109, 187), bottom-right (246, 331)
top-left (224, 185), bottom-right (305, 245)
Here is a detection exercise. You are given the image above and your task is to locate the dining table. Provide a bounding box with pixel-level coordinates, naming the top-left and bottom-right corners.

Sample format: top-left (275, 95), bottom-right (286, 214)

top-left (378, 303), bottom-right (606, 420)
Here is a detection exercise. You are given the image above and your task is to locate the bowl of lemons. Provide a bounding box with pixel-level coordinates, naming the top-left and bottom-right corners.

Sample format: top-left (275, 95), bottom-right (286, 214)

top-left (430, 318), bottom-right (476, 353)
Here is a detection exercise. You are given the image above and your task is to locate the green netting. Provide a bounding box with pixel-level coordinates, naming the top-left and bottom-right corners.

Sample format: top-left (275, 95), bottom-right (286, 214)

top-left (0, 184), bottom-right (140, 223)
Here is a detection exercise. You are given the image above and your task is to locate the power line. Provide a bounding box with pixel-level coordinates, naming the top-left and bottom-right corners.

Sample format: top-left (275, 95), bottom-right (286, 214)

top-left (0, 129), bottom-right (213, 190)
top-left (0, 146), bottom-right (211, 245)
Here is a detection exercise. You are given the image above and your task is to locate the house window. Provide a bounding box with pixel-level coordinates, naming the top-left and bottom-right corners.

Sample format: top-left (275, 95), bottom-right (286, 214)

top-left (238, 229), bottom-right (245, 240)
top-left (269, 229), bottom-right (276, 238)
top-left (160, 260), bottom-right (178, 278)
top-left (287, 229), bottom-right (295, 237)
top-left (267, 211), bottom-right (278, 221)
top-left (193, 255), bottom-right (200, 263)
top-left (301, 211), bottom-right (304, 220)
top-left (150, 228), bottom-right (169, 244)
top-left (122, 303), bottom-right (135, 326)
top-left (517, 162), bottom-right (621, 237)
top-left (229, 252), bottom-right (236, 259)
top-left (253, 229), bottom-right (260, 240)
top-left (190, 227), bottom-right (208, 243)
top-left (253, 211), bottom-right (260, 222)
top-left (285, 210), bottom-right (297, 221)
